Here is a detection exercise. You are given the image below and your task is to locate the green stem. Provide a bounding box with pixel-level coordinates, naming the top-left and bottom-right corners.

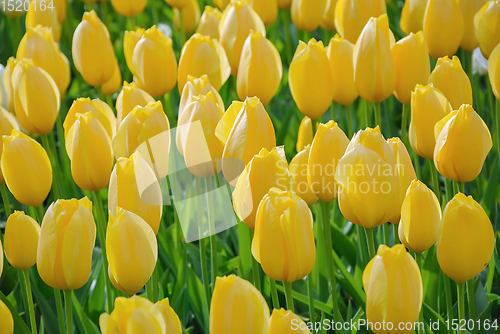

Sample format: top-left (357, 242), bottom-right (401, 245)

top-left (457, 283), bottom-right (465, 334)
top-left (251, 245), bottom-right (261, 291)
top-left (356, 225), bottom-right (369, 267)
top-left (374, 102), bottom-right (382, 130)
top-left (41, 134), bottom-right (61, 199)
top-left (11, 17), bottom-right (21, 54)
top-left (270, 278), bottom-right (280, 309)
top-left (413, 152), bottom-right (422, 180)
top-left (22, 270), bottom-right (37, 334)
top-left (54, 289), bottom-right (66, 334)
top-left (401, 104), bottom-right (410, 146)
top-left (146, 277), bottom-right (154, 302)
top-left (467, 279), bottom-right (477, 334)
top-left (365, 227), bottom-right (376, 259)
top-left (283, 281), bottom-right (295, 313)
top-left (415, 253), bottom-right (423, 334)
top-left (331, 101), bottom-right (336, 121)
top-left (152, 266), bottom-right (158, 303)
top-left (430, 160), bottom-right (441, 202)
top-left (18, 270), bottom-right (31, 332)
top-left (345, 104), bottom-right (353, 138)
top-left (307, 275), bottom-right (315, 327)
top-left (364, 100), bottom-right (370, 129)
top-left (458, 181), bottom-right (465, 194)
top-left (0, 183), bottom-right (11, 217)
top-left (281, 10), bottom-right (292, 64)
top-left (486, 256), bottom-right (495, 294)
top-left (127, 16), bottom-right (136, 30)
top-left (205, 177), bottom-right (218, 293)
top-left (199, 235), bottom-right (210, 330)
top-left (383, 223), bottom-right (390, 246)
top-left (34, 205), bottom-right (45, 224)
top-left (64, 290), bottom-right (73, 334)
top-left (393, 223), bottom-right (400, 244)
top-left (311, 118), bottom-right (318, 137)
top-left (496, 99), bottom-right (500, 156)
top-left (443, 275), bottom-right (453, 332)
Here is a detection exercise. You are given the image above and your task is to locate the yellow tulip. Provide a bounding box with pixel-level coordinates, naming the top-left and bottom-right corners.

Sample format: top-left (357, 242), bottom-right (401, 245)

top-left (289, 39), bottom-right (334, 120)
top-left (107, 207), bottom-right (157, 295)
top-left (218, 97), bottom-right (276, 185)
top-left (267, 308), bottom-right (311, 333)
top-left (116, 82), bottom-right (155, 125)
top-left (179, 75), bottom-right (224, 121)
top-left (26, 0), bottom-right (61, 41)
top-left (237, 31), bottom-right (282, 106)
top-left (215, 101), bottom-right (244, 146)
top-left (65, 97), bottom-right (117, 139)
top-left (17, 25), bottom-right (70, 96)
top-left (475, 0), bottom-right (500, 59)
top-left (307, 121), bottom-right (349, 203)
top-left (132, 26), bottom-right (178, 97)
top-left (246, 0), bottom-right (278, 26)
top-left (165, 0), bottom-right (190, 8)
top-left (278, 0), bottom-right (292, 8)
top-left (334, 127), bottom-right (399, 228)
top-left (291, 0), bottom-right (326, 32)
top-left (363, 244), bottom-right (422, 334)
top-left (290, 147), bottom-right (319, 206)
top-left (326, 34), bottom-right (358, 106)
top-left (1, 130), bottom-right (52, 207)
top-left (54, 0), bottom-right (66, 23)
top-left (353, 14), bottom-right (396, 103)
top-left (335, 0), bottom-right (387, 43)
top-left (0, 300), bottom-right (13, 334)
top-left (124, 28), bottom-right (146, 76)
top-left (111, 0), bottom-right (147, 16)
top-left (428, 56), bottom-right (472, 110)
top-left (252, 188), bottom-right (315, 282)
top-left (4, 211), bottom-right (40, 270)
top-left (37, 197), bottom-right (96, 290)
top-left (233, 147), bottom-right (291, 229)
top-left (100, 296), bottom-right (182, 334)
top-left (101, 61), bottom-right (122, 96)
top-left (423, 0), bottom-right (464, 58)
top-left (489, 43), bottom-right (500, 101)
top-left (3, 57), bottom-right (19, 114)
top-left (458, 0), bottom-right (488, 52)
top-left (213, 0), bottom-right (231, 10)
top-left (178, 33), bottom-right (231, 93)
top-left (400, 0), bottom-right (428, 35)
top-left (196, 6), bottom-right (222, 39)
top-left (174, 0), bottom-right (201, 34)
top-left (434, 104), bottom-right (492, 182)
top-left (0, 0), bottom-right (27, 18)
top-left (296, 116), bottom-right (313, 153)
top-left (113, 101), bottom-right (171, 159)
top-left (11, 59), bottom-right (60, 135)
top-left (437, 193), bottom-right (494, 283)
top-left (219, 1), bottom-right (266, 75)
top-left (391, 31), bottom-right (430, 105)
top-left (409, 83), bottom-right (453, 160)
top-left (398, 180), bottom-right (441, 254)
top-left (321, 0), bottom-right (337, 30)
top-left (210, 275), bottom-right (270, 334)
top-left (72, 10), bottom-right (117, 87)
top-left (0, 107), bottom-right (19, 183)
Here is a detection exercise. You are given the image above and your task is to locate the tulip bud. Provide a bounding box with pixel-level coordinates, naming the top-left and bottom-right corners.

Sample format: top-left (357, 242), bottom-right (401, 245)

top-left (65, 97), bottom-right (117, 139)
top-left (391, 31), bottom-right (430, 105)
top-left (0, 300), bottom-right (13, 334)
top-left (398, 180), bottom-right (441, 254)
top-left (326, 34), bottom-right (358, 106)
top-left (26, 0), bottom-right (61, 42)
top-left (434, 104), bottom-right (491, 182)
top-left (210, 275), bottom-right (270, 334)
top-left (72, 10), bottom-right (117, 87)
top-left (17, 25), bottom-right (70, 96)
top-left (107, 207), bottom-right (158, 295)
top-left (213, 0), bottom-right (230, 10)
top-left (252, 188), bottom-right (315, 282)
top-left (173, 0), bottom-right (201, 34)
top-left (296, 116), bottom-right (313, 153)
top-left (113, 101), bottom-right (171, 159)
top-left (132, 26), bottom-right (178, 97)
top-left (321, 0), bottom-right (337, 30)
top-left (489, 44), bottom-right (500, 101)
top-left (278, 0), bottom-right (292, 8)
top-left (307, 121), bottom-right (349, 203)
top-left (4, 211), bottom-right (40, 270)
top-left (54, 0), bottom-right (66, 23)
top-left (101, 61), bottom-right (122, 96)
top-left (335, 127), bottom-right (400, 228)
top-left (219, 97), bottom-right (276, 185)
top-left (37, 197), bottom-right (96, 290)
top-left (1, 130), bottom-right (52, 207)
top-left (116, 82), bottom-right (154, 125)
top-left (400, 0), bottom-right (428, 35)
top-left (219, 1), bottom-right (266, 75)
top-left (111, 0), bottom-right (147, 17)
top-left (247, 0), bottom-right (278, 26)
top-left (155, 298), bottom-right (183, 334)
top-left (237, 31), bottom-right (282, 106)
top-left (11, 59), bottom-right (60, 134)
top-left (354, 14), bottom-right (397, 103)
top-left (3, 57), bottom-right (20, 114)
top-left (335, 0), bottom-right (387, 43)
top-left (363, 244), bottom-right (422, 334)
top-left (458, 0), bottom-right (488, 52)
top-left (0, 107), bottom-right (19, 184)
top-left (291, 0), bottom-right (326, 32)
top-left (178, 33), bottom-right (230, 92)
top-left (290, 147), bottom-right (319, 206)
top-left (289, 39), bottom-right (334, 120)
top-left (409, 83), bottom-right (453, 160)
top-left (474, 0), bottom-right (500, 59)
top-left (233, 147), bottom-right (291, 229)
top-left (428, 56), bottom-right (472, 110)
top-left (438, 193), bottom-right (494, 283)
top-left (423, 0), bottom-right (464, 58)
top-left (268, 308), bottom-right (311, 333)
top-left (197, 6), bottom-right (222, 39)
top-left (124, 28), bottom-right (146, 76)
top-left (165, 0), bottom-right (190, 9)
top-left (179, 75), bottom-right (224, 121)
top-left (215, 101), bottom-right (244, 146)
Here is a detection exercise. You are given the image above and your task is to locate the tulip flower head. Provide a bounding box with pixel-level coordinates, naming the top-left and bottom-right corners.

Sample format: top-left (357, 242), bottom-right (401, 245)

top-left (102, 61), bottom-right (122, 96)
top-left (400, 0), bottom-right (428, 35)
top-left (335, 0), bottom-right (387, 43)
top-left (116, 82), bottom-right (155, 124)
top-left (278, 0), bottom-right (292, 8)
top-left (0, 299), bottom-right (14, 334)
top-left (0, 107), bottom-right (19, 184)
top-left (3, 57), bottom-right (20, 114)
top-left (4, 211), bottom-right (40, 270)
top-left (291, 0), bottom-right (327, 32)
top-left (173, 0), bottom-right (201, 34)
top-left (197, 6), bottom-right (222, 39)
top-left (124, 28), bottom-right (146, 76)
top-left (111, 0), bottom-right (147, 17)
top-left (65, 97), bottom-right (117, 139)
top-left (247, 0), bottom-right (278, 26)
top-left (458, 0), bottom-right (489, 52)
top-left (321, 0), bottom-right (337, 30)
top-left (267, 308), bottom-right (311, 333)
top-left (179, 75), bottom-right (224, 121)
top-left (290, 146), bottom-right (319, 206)
top-left (26, 0), bottom-right (61, 41)
top-left (475, 0), bottom-right (500, 59)
top-left (489, 43), bottom-right (500, 101)
top-left (165, 0), bottom-right (190, 9)
top-left (296, 116), bottom-right (313, 153)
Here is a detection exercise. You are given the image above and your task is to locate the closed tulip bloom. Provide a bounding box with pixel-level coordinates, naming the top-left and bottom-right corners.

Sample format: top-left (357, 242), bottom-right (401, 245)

top-left (291, 0), bottom-right (326, 32)
top-left (247, 0), bottom-right (278, 26)
top-left (400, 0), bottom-right (428, 35)
top-left (133, 26), bottom-right (177, 97)
top-left (165, 0), bottom-right (190, 8)
top-left (219, 97), bottom-right (276, 185)
top-left (107, 207), bottom-right (158, 295)
top-left (475, 0), bottom-right (500, 59)
top-left (17, 25), bottom-right (71, 96)
top-left (458, 0), bottom-right (488, 52)
top-left (428, 56), bottom-right (472, 110)
top-left (179, 75), bottom-right (224, 121)
top-left (0, 107), bottom-right (19, 183)
top-left (326, 35), bottom-right (358, 106)
top-left (101, 61), bottom-right (122, 96)
top-left (278, 0), bottom-right (292, 8)
top-left (219, 1), bottom-right (266, 75)
top-left (334, 127), bottom-right (400, 228)
top-left (155, 298), bottom-right (183, 334)
top-left (289, 39), bottom-right (334, 120)
top-left (124, 28), bottom-right (146, 76)
top-left (1, 130), bottom-right (52, 207)
top-left (0, 300), bottom-right (13, 334)
top-left (197, 6), bottom-right (222, 39)
top-left (489, 44), bottom-right (500, 100)
top-left (252, 188), bottom-right (315, 282)
top-left (72, 10), bottom-right (117, 87)
top-left (178, 34), bottom-right (230, 93)
top-left (213, 0), bottom-right (230, 10)
top-left (111, 0), bottom-right (147, 16)
top-left (26, 0), bottom-right (61, 41)
top-left (321, 0), bottom-right (337, 30)
top-left (237, 31), bottom-right (282, 106)
top-left (11, 59), bottom-right (60, 134)
top-left (307, 121), bottom-right (349, 202)
top-left (398, 180), bottom-right (441, 254)
top-left (438, 193), bottom-right (494, 282)
top-left (210, 275), bottom-right (270, 334)
top-left (37, 197), bottom-right (96, 290)
top-left (3, 57), bottom-right (19, 113)
top-left (434, 104), bottom-right (492, 182)
top-left (423, 0), bottom-right (464, 58)
top-left (4, 211), bottom-right (40, 269)
top-left (335, 0), bottom-right (387, 43)
top-left (363, 244), bottom-right (422, 334)
top-left (174, 0), bottom-right (201, 34)
top-left (267, 309), bottom-right (311, 334)
top-left (215, 101), bottom-right (244, 146)
top-left (409, 83), bottom-right (452, 160)
top-left (65, 97), bottom-right (117, 139)
top-left (54, 0), bottom-right (66, 23)
top-left (233, 147), bottom-right (291, 229)
top-left (116, 82), bottom-right (154, 124)
top-left (391, 32), bottom-right (430, 105)
top-left (290, 147), bottom-right (319, 206)
top-left (353, 14), bottom-right (397, 103)
top-left (296, 116), bottom-right (313, 152)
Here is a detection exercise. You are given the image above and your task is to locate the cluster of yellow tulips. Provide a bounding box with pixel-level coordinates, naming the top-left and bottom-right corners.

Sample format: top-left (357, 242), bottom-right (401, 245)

top-left (0, 0), bottom-right (499, 333)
